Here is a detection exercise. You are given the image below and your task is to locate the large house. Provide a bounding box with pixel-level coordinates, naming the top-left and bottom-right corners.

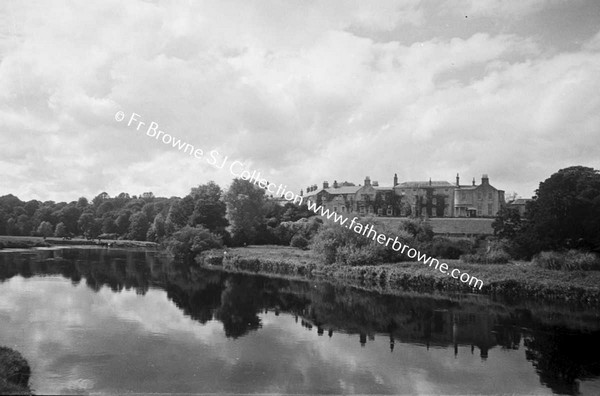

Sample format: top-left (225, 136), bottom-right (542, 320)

top-left (303, 173), bottom-right (505, 218)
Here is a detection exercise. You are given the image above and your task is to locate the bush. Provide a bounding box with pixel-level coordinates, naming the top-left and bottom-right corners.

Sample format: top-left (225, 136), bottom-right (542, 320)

top-left (274, 217), bottom-right (322, 245)
top-left (0, 346), bottom-right (31, 394)
top-left (429, 237), bottom-right (474, 259)
top-left (460, 249), bottom-right (511, 264)
top-left (290, 234), bottom-right (309, 250)
top-left (164, 225), bottom-right (223, 262)
top-left (533, 250), bottom-right (600, 271)
top-left (311, 222), bottom-right (385, 265)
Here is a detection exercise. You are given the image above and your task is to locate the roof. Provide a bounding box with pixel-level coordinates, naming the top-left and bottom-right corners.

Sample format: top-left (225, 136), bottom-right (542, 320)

top-left (324, 186), bottom-right (362, 195)
top-left (395, 181), bottom-right (454, 188)
top-left (373, 186), bottom-right (393, 191)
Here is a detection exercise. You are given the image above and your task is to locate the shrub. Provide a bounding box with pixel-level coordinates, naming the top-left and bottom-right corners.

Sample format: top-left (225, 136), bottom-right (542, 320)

top-left (533, 250), bottom-right (600, 271)
top-left (429, 237), bottom-right (474, 259)
top-left (0, 346), bottom-right (31, 394)
top-left (460, 250), bottom-right (511, 264)
top-left (164, 225), bottom-right (223, 262)
top-left (290, 234), bottom-right (309, 250)
top-left (311, 222), bottom-right (385, 265)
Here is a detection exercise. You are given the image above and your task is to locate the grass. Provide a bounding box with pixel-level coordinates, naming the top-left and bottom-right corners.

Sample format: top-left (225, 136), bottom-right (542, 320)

top-left (201, 245), bottom-right (600, 306)
top-left (0, 235), bottom-right (158, 249)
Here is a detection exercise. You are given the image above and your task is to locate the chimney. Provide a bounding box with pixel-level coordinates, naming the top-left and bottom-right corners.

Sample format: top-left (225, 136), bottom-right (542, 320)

top-left (364, 176), bottom-right (371, 186)
top-left (300, 189), bottom-right (303, 196)
top-left (323, 181), bottom-right (329, 189)
top-left (373, 181), bottom-right (379, 187)
top-left (472, 177), bottom-right (476, 186)
top-left (333, 180), bottom-right (338, 188)
top-left (429, 178), bottom-right (432, 186)
top-left (393, 173), bottom-right (398, 187)
top-left (456, 173), bottom-right (460, 187)
top-left (482, 174), bottom-right (489, 185)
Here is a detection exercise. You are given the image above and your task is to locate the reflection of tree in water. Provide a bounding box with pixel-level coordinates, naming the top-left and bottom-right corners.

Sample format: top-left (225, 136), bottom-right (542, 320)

top-left (524, 329), bottom-right (600, 395)
top-left (215, 278), bottom-right (262, 338)
top-left (0, 346), bottom-right (31, 395)
top-left (2, 248), bottom-right (600, 394)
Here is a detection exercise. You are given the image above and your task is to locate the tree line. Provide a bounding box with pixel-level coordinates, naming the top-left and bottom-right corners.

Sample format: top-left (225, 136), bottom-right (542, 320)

top-left (0, 179), bottom-right (314, 247)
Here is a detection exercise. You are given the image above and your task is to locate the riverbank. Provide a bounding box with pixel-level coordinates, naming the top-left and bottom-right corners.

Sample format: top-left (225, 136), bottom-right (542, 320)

top-left (199, 245), bottom-right (600, 306)
top-left (0, 235), bottom-right (158, 250)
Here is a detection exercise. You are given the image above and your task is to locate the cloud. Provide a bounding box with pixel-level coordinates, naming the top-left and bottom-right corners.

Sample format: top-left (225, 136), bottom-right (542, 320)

top-left (0, 0), bottom-right (599, 201)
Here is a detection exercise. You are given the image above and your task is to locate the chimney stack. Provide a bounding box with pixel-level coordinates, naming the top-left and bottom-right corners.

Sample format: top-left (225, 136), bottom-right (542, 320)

top-left (456, 173), bottom-right (460, 187)
top-left (482, 174), bottom-right (489, 185)
top-left (364, 176), bottom-right (371, 186)
top-left (472, 177), bottom-right (476, 186)
top-left (393, 173), bottom-right (398, 187)
top-left (333, 180), bottom-right (338, 188)
top-left (323, 181), bottom-right (329, 189)
top-left (373, 181), bottom-right (379, 187)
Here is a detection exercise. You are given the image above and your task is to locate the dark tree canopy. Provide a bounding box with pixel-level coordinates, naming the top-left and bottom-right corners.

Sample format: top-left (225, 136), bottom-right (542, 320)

top-left (519, 166), bottom-right (600, 255)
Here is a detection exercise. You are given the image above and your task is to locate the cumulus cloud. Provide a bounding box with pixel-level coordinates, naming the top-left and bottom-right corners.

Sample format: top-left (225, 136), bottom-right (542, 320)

top-left (0, 0), bottom-right (599, 200)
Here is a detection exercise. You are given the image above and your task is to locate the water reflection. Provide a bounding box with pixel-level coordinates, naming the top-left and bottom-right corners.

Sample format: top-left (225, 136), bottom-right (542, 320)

top-left (0, 248), bottom-right (599, 395)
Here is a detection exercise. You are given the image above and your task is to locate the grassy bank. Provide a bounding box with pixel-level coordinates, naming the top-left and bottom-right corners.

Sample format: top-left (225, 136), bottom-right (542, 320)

top-left (199, 245), bottom-right (600, 306)
top-left (0, 235), bottom-right (158, 250)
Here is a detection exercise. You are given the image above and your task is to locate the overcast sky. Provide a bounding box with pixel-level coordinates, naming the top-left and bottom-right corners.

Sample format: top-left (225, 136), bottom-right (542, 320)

top-left (1, 0), bottom-right (600, 202)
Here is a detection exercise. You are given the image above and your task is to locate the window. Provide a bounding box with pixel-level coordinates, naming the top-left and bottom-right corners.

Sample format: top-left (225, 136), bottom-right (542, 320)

top-left (461, 192), bottom-right (466, 200)
top-left (488, 203), bottom-right (493, 216)
top-left (359, 206), bottom-right (365, 214)
top-left (342, 206), bottom-right (346, 213)
top-left (377, 208), bottom-right (383, 215)
top-left (387, 207), bottom-right (393, 216)
top-left (478, 192), bottom-right (482, 200)
top-left (488, 192), bottom-right (493, 200)
top-left (334, 206), bottom-right (337, 212)
top-left (432, 198), bottom-right (437, 205)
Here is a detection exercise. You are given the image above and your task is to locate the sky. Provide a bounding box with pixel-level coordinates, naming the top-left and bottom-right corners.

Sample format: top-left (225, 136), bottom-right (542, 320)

top-left (1, 0), bottom-right (600, 202)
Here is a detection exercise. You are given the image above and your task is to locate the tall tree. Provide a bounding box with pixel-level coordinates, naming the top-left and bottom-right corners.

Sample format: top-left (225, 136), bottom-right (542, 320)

top-left (224, 178), bottom-right (266, 245)
top-left (189, 181), bottom-right (228, 232)
top-left (128, 212), bottom-right (149, 241)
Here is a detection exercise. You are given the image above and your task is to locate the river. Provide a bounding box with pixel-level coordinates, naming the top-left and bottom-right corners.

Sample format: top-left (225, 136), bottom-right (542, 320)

top-left (0, 247), bottom-right (599, 395)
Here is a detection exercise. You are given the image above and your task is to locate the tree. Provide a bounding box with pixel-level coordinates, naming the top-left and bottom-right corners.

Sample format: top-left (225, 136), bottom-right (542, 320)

top-left (167, 196), bottom-right (195, 230)
top-left (128, 212), bottom-right (149, 241)
top-left (57, 206), bottom-right (81, 235)
top-left (114, 210), bottom-right (132, 236)
top-left (189, 181), bottom-right (229, 233)
top-left (78, 212), bottom-right (100, 239)
top-left (492, 206), bottom-right (522, 239)
top-left (223, 178), bottom-right (267, 245)
top-left (37, 221), bottom-right (53, 238)
top-left (517, 166), bottom-right (600, 256)
top-left (146, 213), bottom-right (166, 242)
top-left (54, 222), bottom-right (67, 237)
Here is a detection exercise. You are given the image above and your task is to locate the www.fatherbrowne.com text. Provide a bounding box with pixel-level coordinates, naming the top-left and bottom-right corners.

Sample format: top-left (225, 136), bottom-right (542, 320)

top-left (115, 110), bottom-right (484, 290)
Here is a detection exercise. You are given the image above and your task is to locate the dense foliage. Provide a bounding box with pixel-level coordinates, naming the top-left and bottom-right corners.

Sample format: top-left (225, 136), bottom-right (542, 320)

top-left (494, 166), bottom-right (600, 260)
top-left (0, 178), bottom-right (317, 252)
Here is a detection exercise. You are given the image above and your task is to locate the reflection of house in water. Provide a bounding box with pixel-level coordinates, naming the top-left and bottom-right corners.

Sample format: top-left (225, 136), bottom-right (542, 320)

top-left (299, 307), bottom-right (500, 359)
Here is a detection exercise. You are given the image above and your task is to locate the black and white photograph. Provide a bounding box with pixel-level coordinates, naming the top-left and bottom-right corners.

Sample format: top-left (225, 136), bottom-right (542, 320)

top-left (1, 1), bottom-right (600, 395)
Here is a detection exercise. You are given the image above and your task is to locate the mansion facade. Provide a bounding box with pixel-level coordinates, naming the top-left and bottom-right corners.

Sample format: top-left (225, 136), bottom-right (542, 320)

top-left (302, 173), bottom-right (505, 218)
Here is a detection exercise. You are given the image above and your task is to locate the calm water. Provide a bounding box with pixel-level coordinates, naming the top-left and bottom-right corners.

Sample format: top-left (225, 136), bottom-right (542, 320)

top-left (0, 248), bottom-right (599, 395)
